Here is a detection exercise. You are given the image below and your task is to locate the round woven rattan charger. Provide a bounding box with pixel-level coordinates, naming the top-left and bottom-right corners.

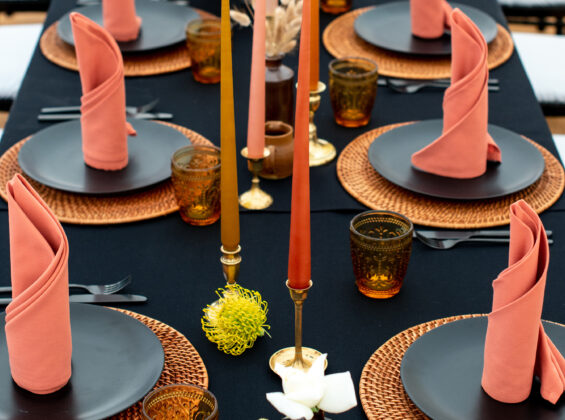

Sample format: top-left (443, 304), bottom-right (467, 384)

top-left (323, 7), bottom-right (514, 79)
top-left (359, 314), bottom-right (481, 419)
top-left (336, 122), bottom-right (565, 228)
top-left (0, 122), bottom-right (212, 224)
top-left (40, 9), bottom-right (216, 76)
top-left (110, 308), bottom-right (208, 420)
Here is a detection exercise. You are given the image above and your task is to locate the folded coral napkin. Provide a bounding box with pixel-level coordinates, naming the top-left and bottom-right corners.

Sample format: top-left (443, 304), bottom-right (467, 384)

top-left (102, 0), bottom-right (141, 42)
top-left (410, 0), bottom-right (452, 39)
top-left (71, 12), bottom-right (136, 171)
top-left (5, 174), bottom-right (72, 394)
top-left (411, 9), bottom-right (501, 179)
top-left (482, 200), bottom-right (565, 404)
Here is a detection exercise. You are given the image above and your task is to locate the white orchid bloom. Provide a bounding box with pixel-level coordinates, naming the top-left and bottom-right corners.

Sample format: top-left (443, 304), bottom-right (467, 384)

top-left (266, 354), bottom-right (357, 419)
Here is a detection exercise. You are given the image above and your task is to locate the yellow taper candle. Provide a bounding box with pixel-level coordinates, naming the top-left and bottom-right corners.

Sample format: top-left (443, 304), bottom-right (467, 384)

top-left (220, 0), bottom-right (240, 252)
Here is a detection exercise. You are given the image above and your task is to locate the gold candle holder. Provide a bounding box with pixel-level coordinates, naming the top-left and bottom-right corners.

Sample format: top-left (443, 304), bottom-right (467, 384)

top-left (269, 280), bottom-right (327, 373)
top-left (309, 81), bottom-right (336, 167)
top-left (220, 244), bottom-right (241, 285)
top-left (239, 147), bottom-right (273, 210)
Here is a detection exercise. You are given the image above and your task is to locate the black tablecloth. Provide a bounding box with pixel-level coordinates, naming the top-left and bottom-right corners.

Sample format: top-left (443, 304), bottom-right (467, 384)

top-left (2, 0), bottom-right (565, 418)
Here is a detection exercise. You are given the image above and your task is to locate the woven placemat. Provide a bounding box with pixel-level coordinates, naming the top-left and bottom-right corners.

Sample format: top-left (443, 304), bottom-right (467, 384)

top-left (359, 314), bottom-right (482, 419)
top-left (0, 122), bottom-right (213, 224)
top-left (323, 7), bottom-right (514, 79)
top-left (336, 122), bottom-right (565, 228)
top-left (40, 9), bottom-right (216, 76)
top-left (110, 308), bottom-right (208, 420)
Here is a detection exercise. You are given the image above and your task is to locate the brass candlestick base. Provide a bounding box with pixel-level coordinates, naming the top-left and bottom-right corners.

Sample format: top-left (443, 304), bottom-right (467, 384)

top-left (269, 280), bottom-right (327, 373)
top-left (239, 147), bottom-right (273, 210)
top-left (309, 82), bottom-right (336, 167)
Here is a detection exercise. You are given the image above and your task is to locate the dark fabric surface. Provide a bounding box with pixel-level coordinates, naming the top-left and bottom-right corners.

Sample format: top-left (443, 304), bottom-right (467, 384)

top-left (2, 0), bottom-right (565, 419)
top-left (1, 0), bottom-right (563, 212)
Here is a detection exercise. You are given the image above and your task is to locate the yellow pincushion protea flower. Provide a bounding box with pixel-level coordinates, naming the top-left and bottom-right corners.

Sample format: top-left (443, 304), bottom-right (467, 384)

top-left (202, 284), bottom-right (270, 356)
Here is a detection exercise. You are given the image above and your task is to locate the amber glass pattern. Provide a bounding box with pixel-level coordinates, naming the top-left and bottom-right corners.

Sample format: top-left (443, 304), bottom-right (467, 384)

top-left (329, 57), bottom-right (378, 127)
top-left (171, 145), bottom-right (221, 226)
top-left (321, 0), bottom-right (352, 14)
top-left (186, 19), bottom-right (221, 84)
top-left (350, 210), bottom-right (413, 299)
top-left (143, 384), bottom-right (218, 420)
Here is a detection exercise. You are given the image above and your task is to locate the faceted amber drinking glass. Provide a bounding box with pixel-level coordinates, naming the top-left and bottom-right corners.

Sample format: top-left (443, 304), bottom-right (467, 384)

top-left (186, 19), bottom-right (221, 84)
top-left (329, 57), bottom-right (378, 127)
top-left (171, 145), bottom-right (221, 226)
top-left (350, 210), bottom-right (413, 299)
top-left (143, 384), bottom-right (218, 420)
top-left (321, 0), bottom-right (352, 14)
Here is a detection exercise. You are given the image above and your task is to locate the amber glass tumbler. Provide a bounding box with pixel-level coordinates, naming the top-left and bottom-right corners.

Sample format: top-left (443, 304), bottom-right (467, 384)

top-left (143, 384), bottom-right (218, 420)
top-left (321, 0), bottom-right (352, 14)
top-left (186, 19), bottom-right (221, 84)
top-left (329, 57), bottom-right (378, 127)
top-left (350, 210), bottom-right (413, 299)
top-left (171, 145), bottom-right (221, 226)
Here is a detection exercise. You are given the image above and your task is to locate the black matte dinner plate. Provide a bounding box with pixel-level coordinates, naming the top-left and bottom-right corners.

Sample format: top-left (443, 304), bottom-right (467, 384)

top-left (18, 119), bottom-right (190, 195)
top-left (354, 2), bottom-right (498, 56)
top-left (400, 317), bottom-right (565, 420)
top-left (0, 303), bottom-right (164, 420)
top-left (57, 0), bottom-right (199, 53)
top-left (367, 120), bottom-right (545, 200)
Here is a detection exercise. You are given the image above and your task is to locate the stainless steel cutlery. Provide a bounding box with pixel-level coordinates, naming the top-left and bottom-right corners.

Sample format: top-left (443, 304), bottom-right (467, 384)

top-left (415, 229), bottom-right (553, 250)
top-left (379, 77), bottom-right (500, 93)
top-left (0, 275), bottom-right (132, 294)
top-left (0, 294), bottom-right (147, 305)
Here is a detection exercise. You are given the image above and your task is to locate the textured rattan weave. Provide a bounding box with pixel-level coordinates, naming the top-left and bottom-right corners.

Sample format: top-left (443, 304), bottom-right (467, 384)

top-left (110, 308), bottom-right (208, 420)
top-left (39, 10), bottom-right (216, 76)
top-left (336, 123), bottom-right (565, 228)
top-left (0, 122), bottom-right (213, 224)
top-left (359, 314), bottom-right (481, 419)
top-left (323, 7), bottom-right (514, 79)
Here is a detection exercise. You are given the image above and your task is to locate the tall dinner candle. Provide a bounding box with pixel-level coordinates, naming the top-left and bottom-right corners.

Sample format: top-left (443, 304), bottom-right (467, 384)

top-left (288, 0), bottom-right (311, 290)
top-left (247, 0), bottom-right (267, 159)
top-left (220, 0), bottom-right (240, 252)
top-left (309, 0), bottom-right (319, 91)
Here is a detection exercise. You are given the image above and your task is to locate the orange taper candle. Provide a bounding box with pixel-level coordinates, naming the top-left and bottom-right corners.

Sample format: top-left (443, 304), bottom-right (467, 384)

top-left (288, 0), bottom-right (311, 290)
top-left (309, 0), bottom-right (319, 91)
top-left (220, 0), bottom-right (240, 252)
top-left (247, 0), bottom-right (267, 159)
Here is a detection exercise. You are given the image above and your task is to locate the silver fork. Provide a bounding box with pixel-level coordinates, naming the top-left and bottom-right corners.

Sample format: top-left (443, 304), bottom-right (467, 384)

top-left (0, 275), bottom-right (132, 294)
top-left (380, 78), bottom-right (499, 94)
top-left (40, 99), bottom-right (159, 116)
top-left (415, 232), bottom-right (553, 250)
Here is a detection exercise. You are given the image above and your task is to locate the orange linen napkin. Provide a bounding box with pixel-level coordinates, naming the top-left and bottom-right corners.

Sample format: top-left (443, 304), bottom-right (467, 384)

top-left (5, 174), bottom-right (72, 394)
top-left (410, 0), bottom-right (452, 39)
top-left (102, 0), bottom-right (141, 42)
top-left (411, 9), bottom-right (501, 179)
top-left (482, 200), bottom-right (565, 404)
top-left (71, 12), bottom-right (136, 171)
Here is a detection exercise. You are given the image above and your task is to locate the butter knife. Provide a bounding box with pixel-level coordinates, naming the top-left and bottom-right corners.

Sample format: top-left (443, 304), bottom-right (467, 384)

top-left (0, 294), bottom-right (147, 305)
top-left (38, 112), bottom-right (173, 121)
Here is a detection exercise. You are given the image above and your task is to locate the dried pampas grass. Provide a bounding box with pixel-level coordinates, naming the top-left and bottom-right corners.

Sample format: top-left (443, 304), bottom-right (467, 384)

top-left (231, 0), bottom-right (303, 57)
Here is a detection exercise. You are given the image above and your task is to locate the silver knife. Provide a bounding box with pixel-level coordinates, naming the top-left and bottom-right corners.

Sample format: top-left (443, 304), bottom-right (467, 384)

top-left (415, 229), bottom-right (553, 239)
top-left (0, 294), bottom-right (147, 305)
top-left (38, 112), bottom-right (173, 121)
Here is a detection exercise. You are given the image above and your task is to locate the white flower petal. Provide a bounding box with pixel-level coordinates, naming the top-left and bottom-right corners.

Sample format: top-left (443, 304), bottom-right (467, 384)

top-left (317, 372), bottom-right (358, 414)
top-left (307, 354), bottom-right (327, 382)
top-left (285, 385), bottom-right (325, 408)
top-left (266, 392), bottom-right (314, 420)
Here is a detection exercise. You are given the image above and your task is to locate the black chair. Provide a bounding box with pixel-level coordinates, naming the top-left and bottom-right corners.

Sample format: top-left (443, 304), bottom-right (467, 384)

top-left (499, 0), bottom-right (565, 34)
top-left (0, 0), bottom-right (50, 14)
